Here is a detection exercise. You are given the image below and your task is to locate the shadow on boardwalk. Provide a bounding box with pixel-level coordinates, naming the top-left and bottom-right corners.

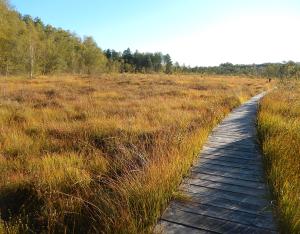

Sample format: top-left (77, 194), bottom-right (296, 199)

top-left (155, 93), bottom-right (278, 234)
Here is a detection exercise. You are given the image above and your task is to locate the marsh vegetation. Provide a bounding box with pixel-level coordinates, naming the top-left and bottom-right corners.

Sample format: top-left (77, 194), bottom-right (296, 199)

top-left (258, 81), bottom-right (300, 233)
top-left (0, 74), bottom-right (270, 233)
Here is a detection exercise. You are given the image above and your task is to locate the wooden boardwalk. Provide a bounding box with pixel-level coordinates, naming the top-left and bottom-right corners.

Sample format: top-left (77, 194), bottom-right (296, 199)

top-left (155, 93), bottom-right (277, 234)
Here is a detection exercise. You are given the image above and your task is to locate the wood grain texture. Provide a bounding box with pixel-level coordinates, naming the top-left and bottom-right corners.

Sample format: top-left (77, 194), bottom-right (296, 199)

top-left (155, 93), bottom-right (278, 234)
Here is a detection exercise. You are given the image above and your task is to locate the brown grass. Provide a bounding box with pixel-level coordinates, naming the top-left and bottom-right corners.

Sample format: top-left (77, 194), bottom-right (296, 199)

top-left (0, 74), bottom-right (271, 233)
top-left (258, 81), bottom-right (300, 233)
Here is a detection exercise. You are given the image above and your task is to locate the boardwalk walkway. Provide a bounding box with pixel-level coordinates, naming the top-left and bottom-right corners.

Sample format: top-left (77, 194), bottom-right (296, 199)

top-left (155, 93), bottom-right (277, 233)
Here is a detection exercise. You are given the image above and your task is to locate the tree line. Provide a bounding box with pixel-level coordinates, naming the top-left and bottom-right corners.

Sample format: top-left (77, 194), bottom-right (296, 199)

top-left (1, 0), bottom-right (300, 79)
top-left (0, 0), bottom-right (107, 77)
top-left (0, 1), bottom-right (173, 77)
top-left (104, 48), bottom-right (172, 74)
top-left (178, 62), bottom-right (300, 79)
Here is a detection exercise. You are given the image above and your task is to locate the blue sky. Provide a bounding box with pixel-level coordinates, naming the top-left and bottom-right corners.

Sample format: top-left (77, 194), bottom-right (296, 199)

top-left (10, 0), bottom-right (300, 66)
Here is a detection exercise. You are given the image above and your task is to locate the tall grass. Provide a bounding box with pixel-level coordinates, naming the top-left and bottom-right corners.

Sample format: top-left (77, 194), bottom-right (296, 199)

top-left (0, 74), bottom-right (271, 233)
top-left (258, 81), bottom-right (300, 233)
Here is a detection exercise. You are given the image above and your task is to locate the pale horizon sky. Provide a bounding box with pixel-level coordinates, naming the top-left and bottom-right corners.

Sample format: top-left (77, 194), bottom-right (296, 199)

top-left (10, 0), bottom-right (300, 66)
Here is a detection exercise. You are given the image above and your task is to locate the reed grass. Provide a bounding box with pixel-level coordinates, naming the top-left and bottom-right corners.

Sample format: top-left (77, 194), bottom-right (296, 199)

top-left (258, 81), bottom-right (300, 233)
top-left (0, 74), bottom-right (271, 233)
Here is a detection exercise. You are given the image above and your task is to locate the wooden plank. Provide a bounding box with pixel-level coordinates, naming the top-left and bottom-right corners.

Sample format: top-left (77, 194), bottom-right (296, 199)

top-left (202, 146), bottom-right (259, 157)
top-left (181, 191), bottom-right (271, 214)
top-left (206, 142), bottom-right (259, 152)
top-left (194, 163), bottom-right (263, 176)
top-left (200, 151), bottom-right (261, 162)
top-left (170, 202), bottom-right (276, 230)
top-left (209, 137), bottom-right (255, 143)
top-left (154, 220), bottom-right (216, 234)
top-left (204, 144), bottom-right (259, 154)
top-left (212, 130), bottom-right (253, 135)
top-left (197, 157), bottom-right (263, 171)
top-left (199, 154), bottom-right (262, 166)
top-left (206, 137), bottom-right (258, 146)
top-left (210, 132), bottom-right (254, 138)
top-left (180, 184), bottom-right (270, 207)
top-left (206, 137), bottom-right (257, 145)
top-left (185, 178), bottom-right (267, 197)
top-left (189, 171), bottom-right (266, 189)
top-left (215, 127), bottom-right (254, 130)
top-left (161, 208), bottom-right (276, 234)
top-left (191, 166), bottom-right (263, 182)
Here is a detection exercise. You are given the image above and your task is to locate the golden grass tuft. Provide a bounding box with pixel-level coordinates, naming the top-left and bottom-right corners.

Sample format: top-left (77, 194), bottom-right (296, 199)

top-left (0, 74), bottom-right (271, 233)
top-left (258, 81), bottom-right (300, 233)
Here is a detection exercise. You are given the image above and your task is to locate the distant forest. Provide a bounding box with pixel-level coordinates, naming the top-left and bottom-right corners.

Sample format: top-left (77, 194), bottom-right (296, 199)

top-left (1, 0), bottom-right (300, 78)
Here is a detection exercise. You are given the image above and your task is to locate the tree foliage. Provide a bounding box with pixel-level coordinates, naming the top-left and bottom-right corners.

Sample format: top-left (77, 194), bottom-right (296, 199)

top-left (0, 1), bottom-right (107, 77)
top-left (1, 1), bottom-right (300, 79)
top-left (103, 48), bottom-right (171, 73)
